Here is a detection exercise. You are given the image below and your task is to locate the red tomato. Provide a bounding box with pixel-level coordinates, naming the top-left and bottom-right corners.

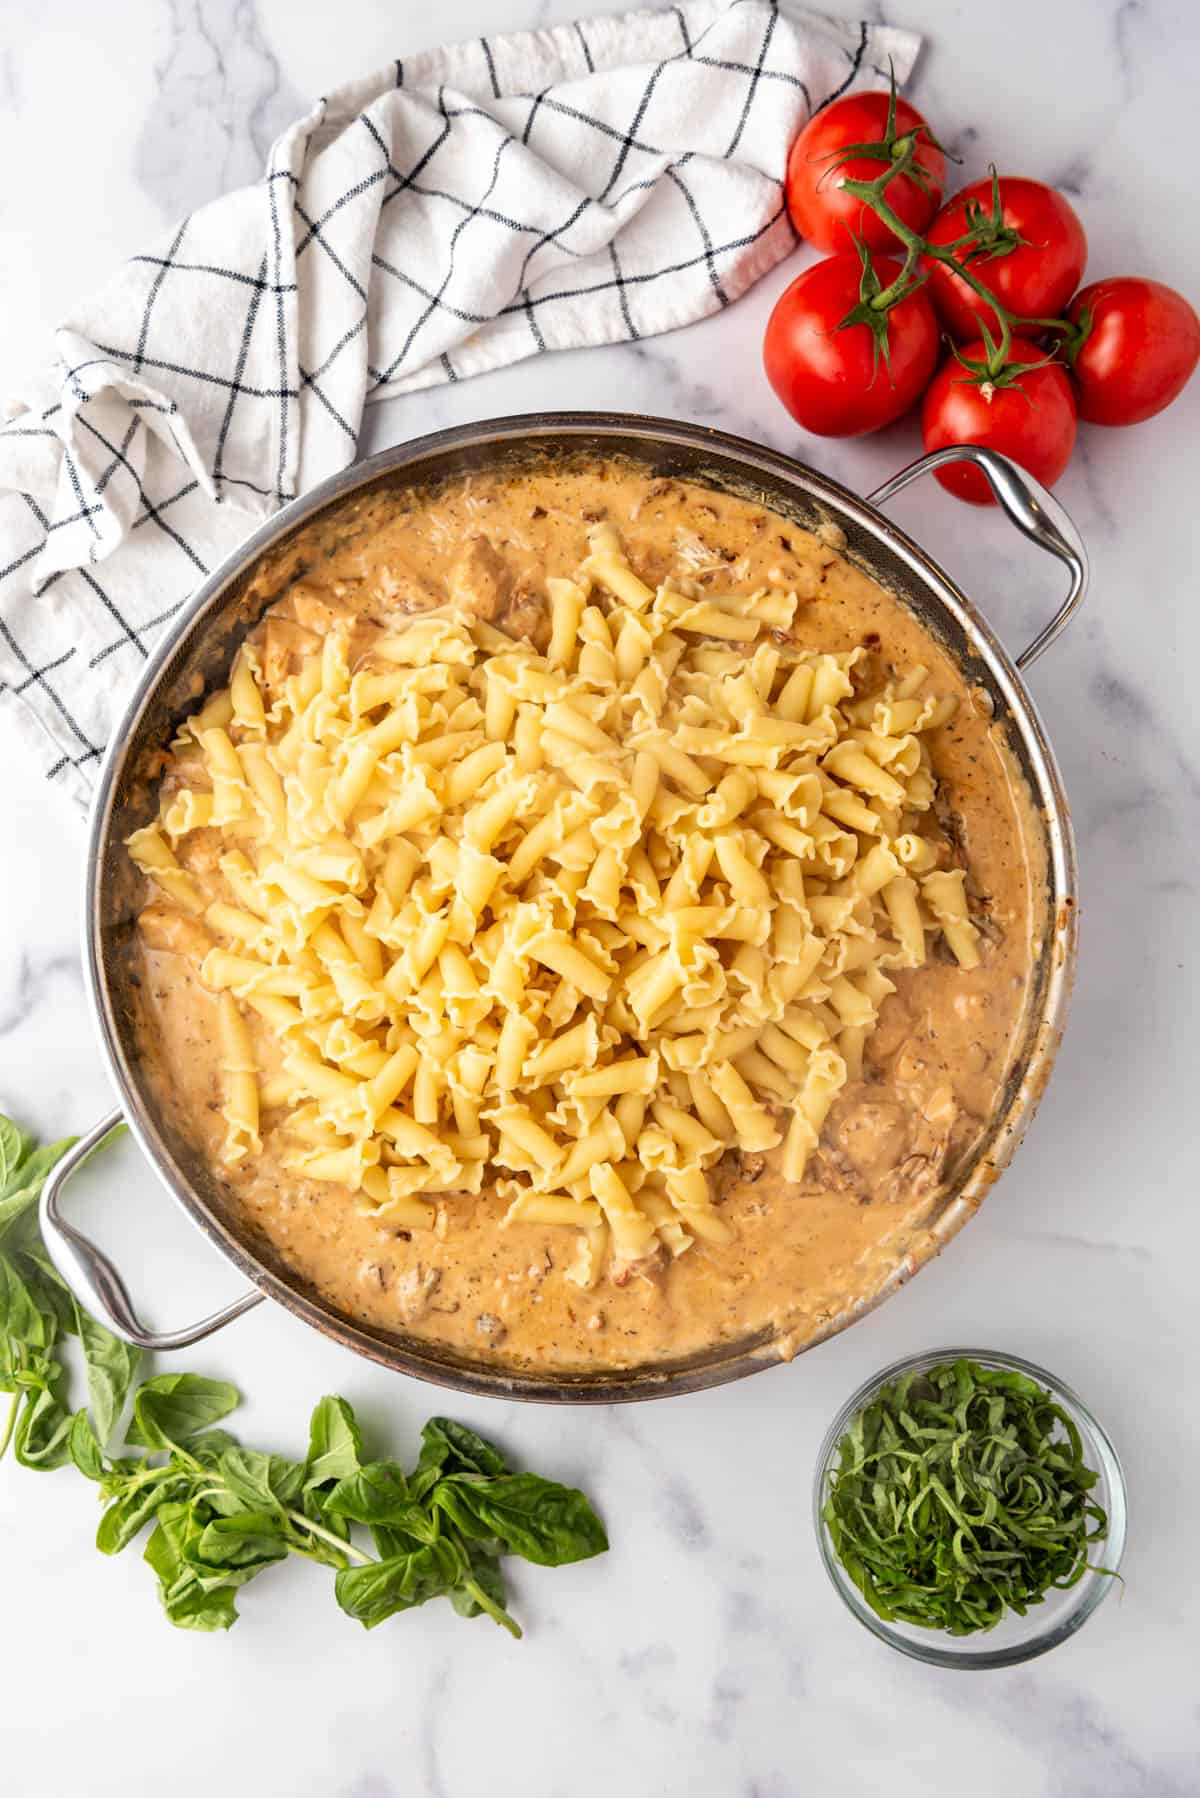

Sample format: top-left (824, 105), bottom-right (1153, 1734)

top-left (1066, 277), bottom-right (1200, 425)
top-left (921, 340), bottom-right (1078, 503)
top-left (922, 178), bottom-right (1087, 340)
top-left (764, 254), bottom-right (940, 438)
top-left (785, 91), bottom-right (945, 253)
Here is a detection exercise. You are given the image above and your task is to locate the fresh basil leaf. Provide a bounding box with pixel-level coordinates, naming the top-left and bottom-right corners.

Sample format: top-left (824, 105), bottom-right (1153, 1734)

top-left (334, 1542), bottom-right (460, 1629)
top-left (0, 1154), bottom-right (74, 1281)
top-left (298, 1484), bottom-right (351, 1532)
top-left (13, 1378), bottom-right (74, 1470)
top-left (194, 1513), bottom-right (289, 1571)
top-left (188, 1562), bottom-right (273, 1597)
top-left (74, 1305), bottom-right (140, 1447)
top-left (449, 1584), bottom-right (481, 1618)
top-left (22, 1255), bottom-right (77, 1338)
top-left (69, 1409), bottom-right (106, 1481)
top-left (450, 1545), bottom-right (509, 1621)
top-left (216, 1446), bottom-right (305, 1516)
top-left (264, 1454), bottom-right (306, 1507)
top-left (0, 1179), bottom-right (42, 1237)
top-left (0, 1257), bottom-right (51, 1351)
top-left (0, 1139), bottom-right (75, 1230)
top-left (95, 1453), bottom-right (147, 1498)
top-left (415, 1417), bottom-right (508, 1487)
top-left (304, 1395), bottom-right (363, 1488)
top-left (127, 1374), bottom-right (240, 1450)
top-left (16, 1138), bottom-right (75, 1190)
top-left (422, 1416), bottom-right (507, 1474)
top-left (187, 1428), bottom-right (241, 1465)
top-left (143, 1499), bottom-right (193, 1594)
top-left (320, 1465), bottom-right (438, 1557)
top-left (0, 1330), bottom-right (19, 1395)
top-left (147, 1500), bottom-right (264, 1597)
top-left (433, 1472), bottom-right (608, 1567)
top-left (0, 1117), bottom-right (32, 1192)
top-left (163, 1584), bottom-right (239, 1631)
top-left (97, 1475), bottom-right (191, 1555)
top-left (322, 1461), bottom-right (427, 1529)
top-left (144, 1501), bottom-right (243, 1627)
top-left (367, 1524), bottom-right (421, 1558)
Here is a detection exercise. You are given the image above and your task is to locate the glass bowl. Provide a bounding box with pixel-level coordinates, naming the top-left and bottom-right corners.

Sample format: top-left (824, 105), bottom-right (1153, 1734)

top-left (813, 1347), bottom-right (1128, 1669)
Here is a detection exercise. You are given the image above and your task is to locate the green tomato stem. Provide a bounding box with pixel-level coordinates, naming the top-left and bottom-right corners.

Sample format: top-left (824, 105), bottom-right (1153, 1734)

top-left (837, 139), bottom-right (1077, 377)
top-left (869, 241), bottom-right (922, 313)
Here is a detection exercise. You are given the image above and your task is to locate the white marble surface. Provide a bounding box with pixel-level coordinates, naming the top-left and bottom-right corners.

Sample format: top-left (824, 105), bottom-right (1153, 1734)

top-left (2, 1), bottom-right (1198, 1792)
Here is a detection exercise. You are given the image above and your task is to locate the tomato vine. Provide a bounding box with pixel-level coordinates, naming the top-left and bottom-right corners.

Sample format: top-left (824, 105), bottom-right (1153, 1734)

top-left (812, 77), bottom-right (1085, 378)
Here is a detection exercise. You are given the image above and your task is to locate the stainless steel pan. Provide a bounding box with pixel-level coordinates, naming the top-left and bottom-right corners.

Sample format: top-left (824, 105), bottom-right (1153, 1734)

top-left (40, 416), bottom-right (1086, 1402)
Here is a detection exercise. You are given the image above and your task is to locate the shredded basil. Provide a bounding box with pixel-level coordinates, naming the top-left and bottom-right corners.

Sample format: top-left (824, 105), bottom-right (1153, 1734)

top-left (823, 1357), bottom-right (1114, 1634)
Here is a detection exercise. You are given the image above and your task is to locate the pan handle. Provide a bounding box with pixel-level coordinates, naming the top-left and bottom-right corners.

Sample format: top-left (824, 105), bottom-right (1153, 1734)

top-left (868, 445), bottom-right (1088, 670)
top-left (39, 1110), bottom-right (265, 1350)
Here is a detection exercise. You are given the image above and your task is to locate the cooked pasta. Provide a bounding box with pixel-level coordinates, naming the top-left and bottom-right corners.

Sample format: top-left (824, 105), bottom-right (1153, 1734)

top-left (127, 513), bottom-right (985, 1288)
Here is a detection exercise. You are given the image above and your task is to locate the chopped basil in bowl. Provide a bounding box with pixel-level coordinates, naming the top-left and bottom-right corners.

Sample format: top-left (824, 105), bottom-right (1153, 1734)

top-left (814, 1348), bottom-right (1127, 1668)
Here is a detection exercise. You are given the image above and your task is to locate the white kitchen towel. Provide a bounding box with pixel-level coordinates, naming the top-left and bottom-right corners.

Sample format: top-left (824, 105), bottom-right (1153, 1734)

top-left (0, 1), bottom-right (917, 806)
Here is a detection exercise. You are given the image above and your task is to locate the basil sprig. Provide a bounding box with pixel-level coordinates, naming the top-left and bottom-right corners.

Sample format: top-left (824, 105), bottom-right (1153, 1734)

top-left (1, 1115), bottom-right (606, 1635)
top-left (1, 1116), bottom-right (139, 1469)
top-left (823, 1357), bottom-right (1114, 1635)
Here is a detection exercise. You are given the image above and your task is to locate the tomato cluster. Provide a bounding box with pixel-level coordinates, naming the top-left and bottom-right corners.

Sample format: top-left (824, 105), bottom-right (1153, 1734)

top-left (764, 91), bottom-right (1200, 504)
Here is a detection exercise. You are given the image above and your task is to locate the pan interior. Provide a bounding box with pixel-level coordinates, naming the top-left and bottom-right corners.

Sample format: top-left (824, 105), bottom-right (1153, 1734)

top-left (91, 419), bottom-right (1072, 1401)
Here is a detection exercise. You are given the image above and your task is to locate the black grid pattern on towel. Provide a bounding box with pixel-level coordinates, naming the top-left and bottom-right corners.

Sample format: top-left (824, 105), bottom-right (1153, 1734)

top-left (0, 2), bottom-right (915, 804)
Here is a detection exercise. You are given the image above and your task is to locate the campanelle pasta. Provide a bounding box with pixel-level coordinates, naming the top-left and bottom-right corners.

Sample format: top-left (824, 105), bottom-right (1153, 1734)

top-left (127, 519), bottom-right (983, 1286)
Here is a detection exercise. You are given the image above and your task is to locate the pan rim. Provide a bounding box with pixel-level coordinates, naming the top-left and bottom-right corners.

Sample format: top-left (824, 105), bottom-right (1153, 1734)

top-left (82, 412), bottom-right (1078, 1402)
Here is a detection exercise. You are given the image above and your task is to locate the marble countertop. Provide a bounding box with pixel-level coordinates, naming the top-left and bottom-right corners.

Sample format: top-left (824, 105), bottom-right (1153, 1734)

top-left (2, 1), bottom-right (1198, 1792)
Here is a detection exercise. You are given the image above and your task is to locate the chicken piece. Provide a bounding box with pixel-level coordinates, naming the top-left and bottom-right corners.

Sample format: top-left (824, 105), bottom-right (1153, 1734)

top-left (932, 787), bottom-right (969, 866)
top-left (447, 534), bottom-right (512, 621)
top-left (849, 648), bottom-right (887, 695)
top-left (137, 904), bottom-right (213, 959)
top-left (611, 1244), bottom-right (667, 1288)
top-left (498, 581), bottom-right (551, 651)
top-left (260, 616), bottom-right (322, 691)
top-left (765, 558), bottom-right (823, 601)
top-left (709, 1148), bottom-right (765, 1203)
top-left (395, 1264), bottom-right (441, 1324)
top-left (374, 561), bottom-right (444, 614)
top-left (289, 583), bottom-right (347, 635)
top-left (868, 995), bottom-right (914, 1064)
top-left (829, 1097), bottom-right (911, 1183)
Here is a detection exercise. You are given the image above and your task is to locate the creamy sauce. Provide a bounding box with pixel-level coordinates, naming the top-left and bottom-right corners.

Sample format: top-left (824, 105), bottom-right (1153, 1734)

top-left (130, 461), bottom-right (1043, 1372)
